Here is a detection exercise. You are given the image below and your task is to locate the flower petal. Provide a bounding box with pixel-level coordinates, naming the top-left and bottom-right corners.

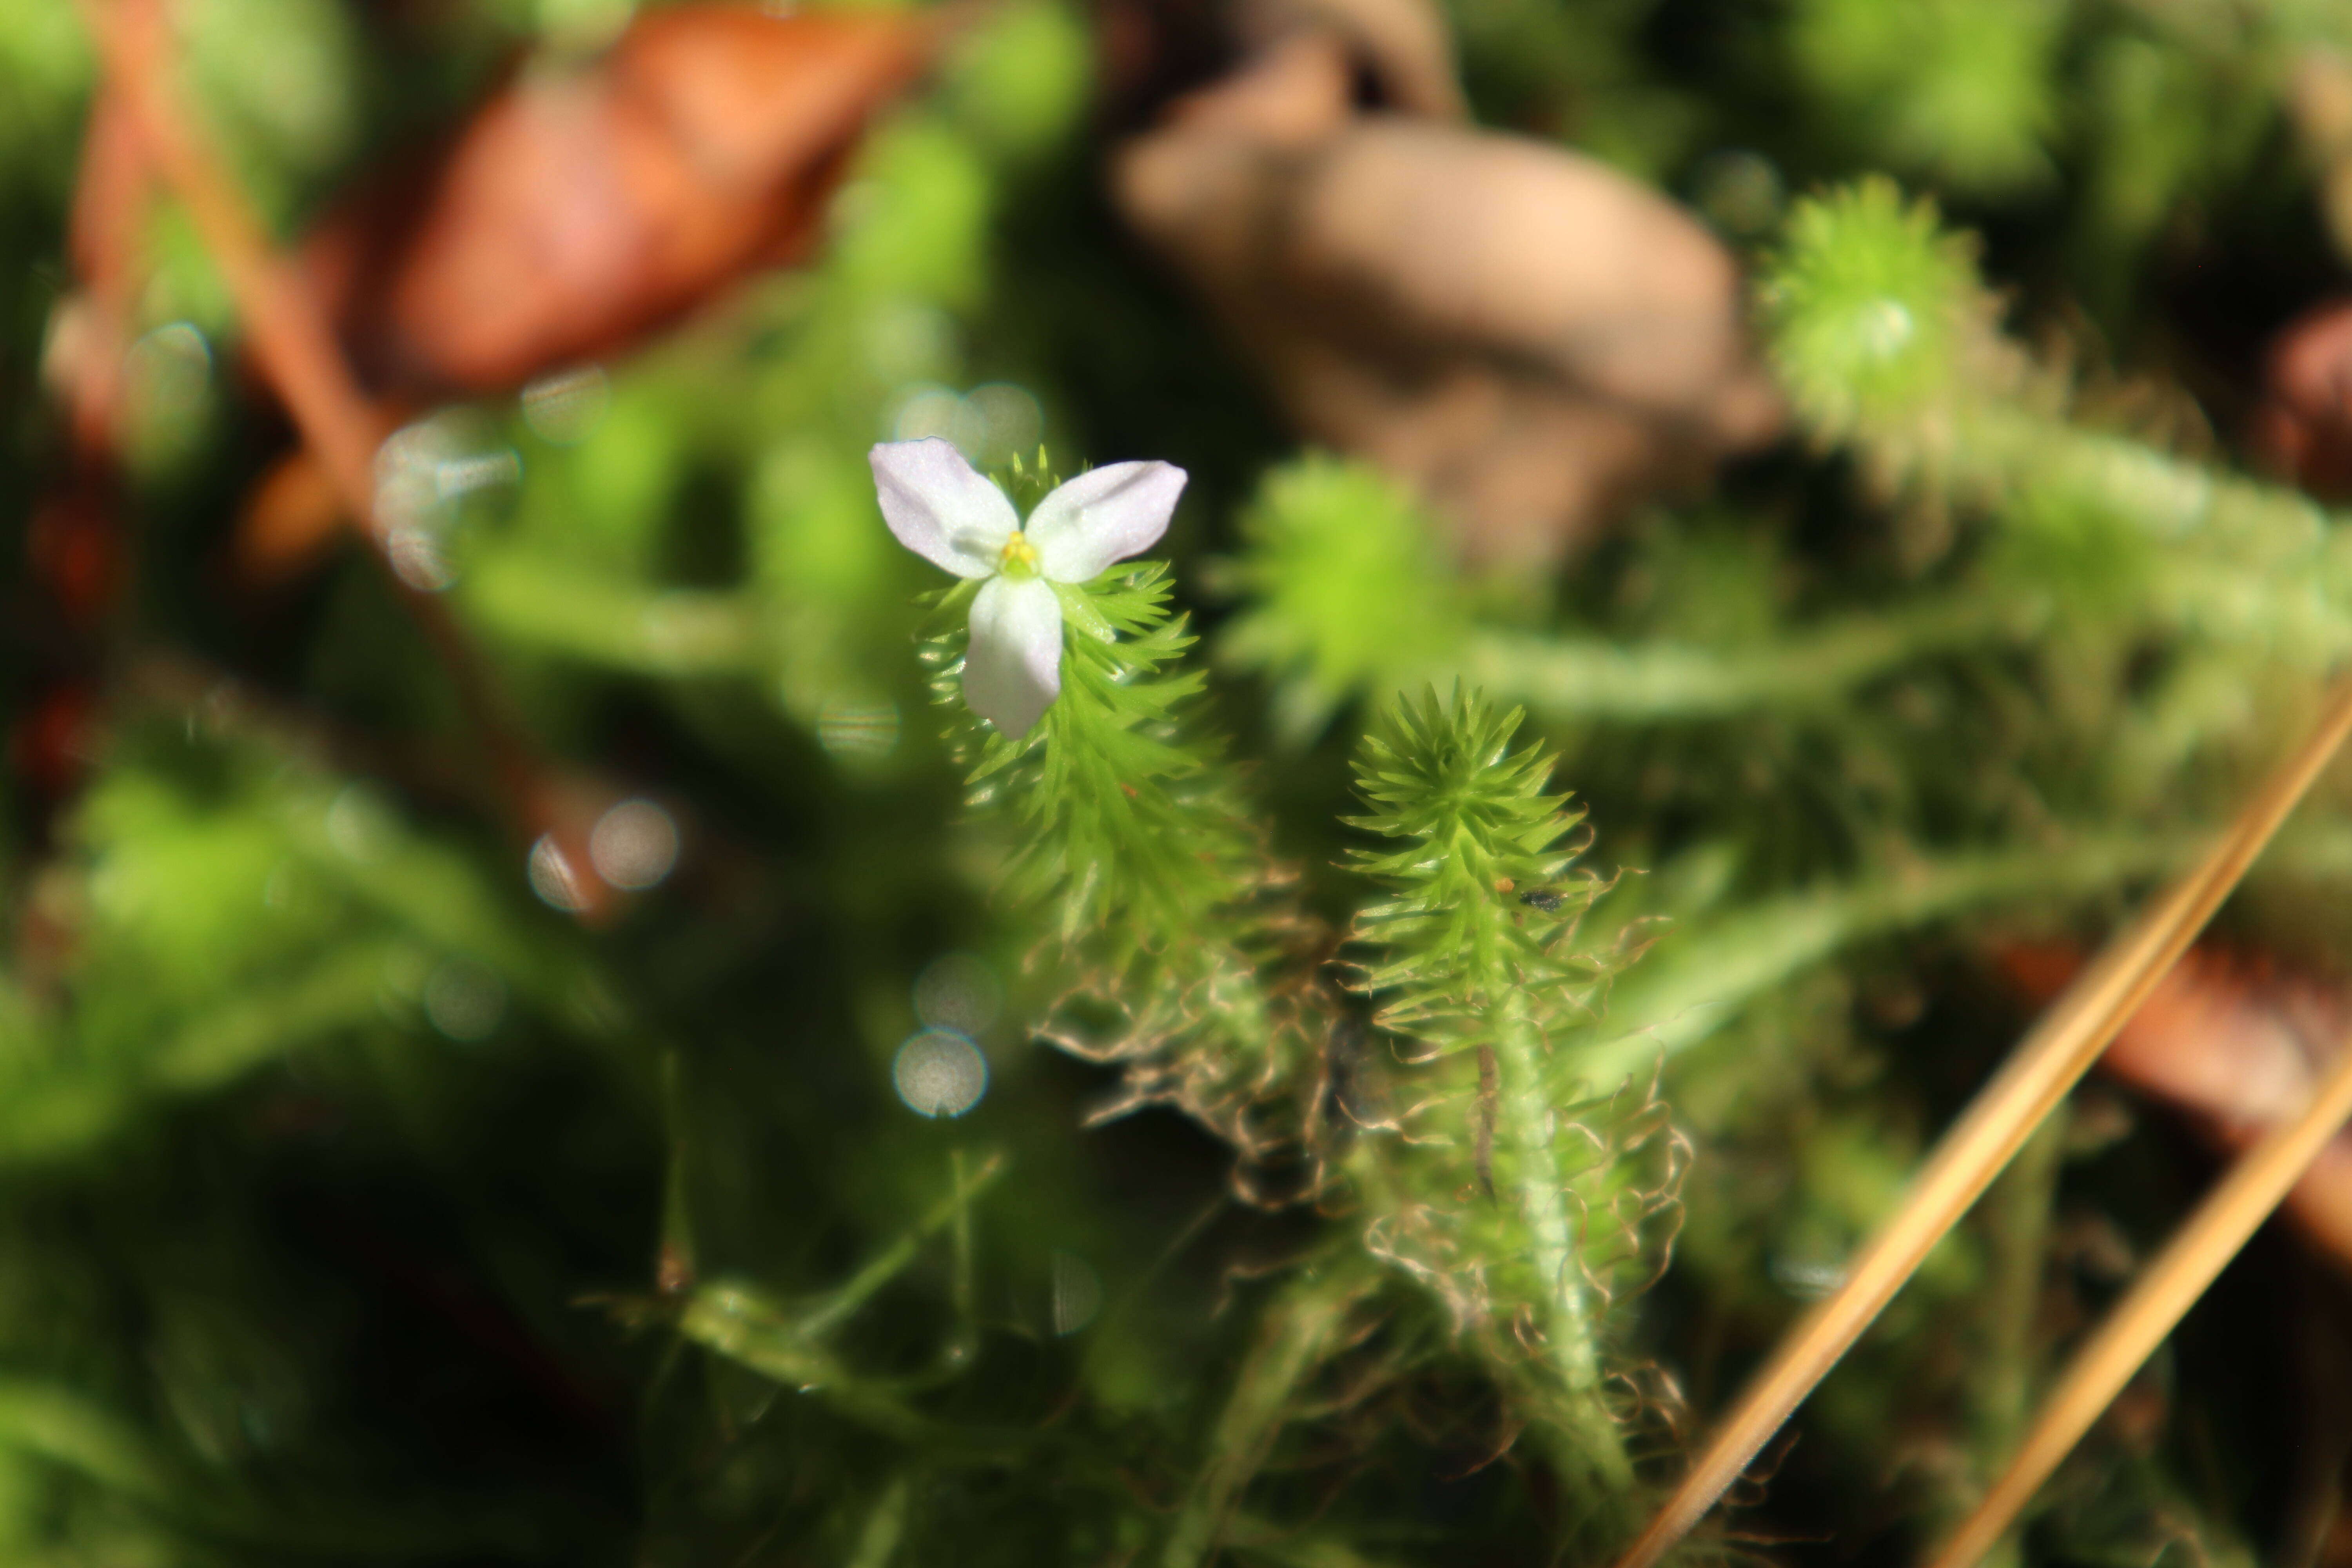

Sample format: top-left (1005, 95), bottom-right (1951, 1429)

top-left (964, 575), bottom-right (1063, 738)
top-left (1025, 460), bottom-right (1188, 582)
top-left (870, 439), bottom-right (1019, 578)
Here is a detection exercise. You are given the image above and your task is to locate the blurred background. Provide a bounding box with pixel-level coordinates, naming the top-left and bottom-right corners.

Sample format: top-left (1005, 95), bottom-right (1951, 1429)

top-left (15, 0), bottom-right (2352, 1562)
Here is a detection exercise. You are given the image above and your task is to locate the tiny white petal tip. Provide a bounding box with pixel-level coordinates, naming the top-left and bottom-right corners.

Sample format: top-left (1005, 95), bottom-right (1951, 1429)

top-left (964, 575), bottom-right (1064, 738)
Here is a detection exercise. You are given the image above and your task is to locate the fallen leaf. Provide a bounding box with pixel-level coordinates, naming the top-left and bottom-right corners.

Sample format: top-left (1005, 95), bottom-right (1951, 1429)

top-left (10, 679), bottom-right (101, 805)
top-left (2253, 297), bottom-right (2352, 501)
top-left (1234, 0), bottom-right (1465, 120)
top-left (233, 3), bottom-right (933, 579)
top-left (2001, 942), bottom-right (2352, 1271)
top-left (305, 3), bottom-right (935, 397)
top-left (1109, 27), bottom-right (1781, 567)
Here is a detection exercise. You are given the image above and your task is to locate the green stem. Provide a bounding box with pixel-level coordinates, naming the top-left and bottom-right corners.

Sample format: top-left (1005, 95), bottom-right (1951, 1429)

top-left (1952, 1109), bottom-right (2064, 1568)
top-left (943, 1147), bottom-right (977, 1370)
top-left (0, 1382), bottom-right (170, 1503)
top-left (1497, 1007), bottom-right (1639, 1505)
top-left (657, 1048), bottom-right (697, 1293)
top-left (847, 1476), bottom-right (911, 1568)
top-left (1583, 820), bottom-right (2352, 1088)
top-left (798, 1151), bottom-right (1005, 1341)
top-left (1461, 593), bottom-right (2023, 722)
top-left (1580, 832), bottom-right (2186, 1086)
top-left (459, 551), bottom-right (758, 675)
top-left (1473, 894), bottom-right (1635, 1498)
top-left (1966, 407), bottom-right (2339, 552)
top-left (1493, 988), bottom-right (1597, 1391)
top-left (1159, 1265), bottom-right (1362, 1568)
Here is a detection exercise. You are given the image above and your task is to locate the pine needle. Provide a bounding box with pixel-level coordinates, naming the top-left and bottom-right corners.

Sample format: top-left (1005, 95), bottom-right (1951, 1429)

top-left (1611, 678), bottom-right (2352, 1568)
top-left (1924, 1020), bottom-right (2352, 1568)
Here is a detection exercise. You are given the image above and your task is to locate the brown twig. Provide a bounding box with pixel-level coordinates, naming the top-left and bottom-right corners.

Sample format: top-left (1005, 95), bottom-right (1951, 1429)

top-left (75, 0), bottom-right (606, 915)
top-left (60, 80), bottom-right (147, 466)
top-left (16, 80), bottom-right (151, 817)
top-left (1611, 676), bottom-right (2352, 1568)
top-left (1924, 1020), bottom-right (2352, 1568)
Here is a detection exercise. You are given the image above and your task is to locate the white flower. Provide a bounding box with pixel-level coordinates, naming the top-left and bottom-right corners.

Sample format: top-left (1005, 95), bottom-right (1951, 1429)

top-left (871, 438), bottom-right (1188, 738)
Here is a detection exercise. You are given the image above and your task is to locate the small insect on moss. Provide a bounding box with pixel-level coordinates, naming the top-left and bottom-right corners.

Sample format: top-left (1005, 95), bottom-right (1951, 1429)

top-left (1517, 887), bottom-right (1566, 912)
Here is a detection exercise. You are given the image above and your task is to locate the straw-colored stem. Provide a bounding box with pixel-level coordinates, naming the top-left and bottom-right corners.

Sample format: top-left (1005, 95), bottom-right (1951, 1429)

top-left (1611, 677), bottom-right (2352, 1568)
top-left (1925, 1025), bottom-right (2352, 1568)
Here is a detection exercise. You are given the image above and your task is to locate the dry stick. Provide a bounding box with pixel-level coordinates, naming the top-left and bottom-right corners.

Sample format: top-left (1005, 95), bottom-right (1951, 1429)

top-left (76, 0), bottom-right (604, 912)
top-left (1611, 677), bottom-right (2352, 1568)
top-left (1924, 1026), bottom-right (2352, 1568)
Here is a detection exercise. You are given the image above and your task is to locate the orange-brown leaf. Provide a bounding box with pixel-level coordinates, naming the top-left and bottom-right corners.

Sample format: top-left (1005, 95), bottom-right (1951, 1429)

top-left (306, 5), bottom-right (934, 396)
top-left (236, 445), bottom-right (351, 583)
top-left (2000, 941), bottom-right (2352, 1269)
top-left (1109, 30), bottom-right (1781, 568)
top-left (2252, 298), bottom-right (2352, 501)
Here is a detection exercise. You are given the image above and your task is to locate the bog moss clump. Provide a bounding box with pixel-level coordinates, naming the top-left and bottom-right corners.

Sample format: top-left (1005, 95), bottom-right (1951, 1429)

top-left (7, 0), bottom-right (2352, 1563)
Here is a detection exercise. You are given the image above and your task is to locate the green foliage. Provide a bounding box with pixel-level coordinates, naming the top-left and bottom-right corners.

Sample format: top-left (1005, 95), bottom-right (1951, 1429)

top-left (1347, 686), bottom-right (1605, 1045)
top-left (1789, 0), bottom-right (2061, 194)
top-left (0, 723), bottom-right (605, 1170)
top-left (454, 1), bottom-right (1090, 742)
top-left (0, 0), bottom-right (88, 176)
top-left (1760, 178), bottom-right (1987, 441)
top-left (1338, 688), bottom-right (1670, 1531)
top-left (921, 558), bottom-right (1323, 1171)
top-left (945, 0), bottom-right (1091, 161)
top-left (14, 1), bottom-right (2352, 1564)
top-left (1445, 0), bottom-right (1702, 177)
top-left (1762, 177), bottom-right (2352, 700)
top-left (940, 561), bottom-right (1252, 946)
top-left (1218, 457), bottom-right (1465, 744)
top-left (185, 0), bottom-right (360, 214)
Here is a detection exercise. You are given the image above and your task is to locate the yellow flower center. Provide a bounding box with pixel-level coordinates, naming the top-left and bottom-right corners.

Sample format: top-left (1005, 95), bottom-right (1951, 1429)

top-left (998, 530), bottom-right (1040, 578)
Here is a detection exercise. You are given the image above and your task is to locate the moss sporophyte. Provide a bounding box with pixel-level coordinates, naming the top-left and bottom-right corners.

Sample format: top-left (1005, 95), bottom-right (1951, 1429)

top-left (871, 439), bottom-right (1187, 738)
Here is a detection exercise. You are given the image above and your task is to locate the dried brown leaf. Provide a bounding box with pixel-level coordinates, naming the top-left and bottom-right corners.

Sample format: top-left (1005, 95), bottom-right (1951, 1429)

top-left (1111, 32), bottom-right (1781, 567)
top-left (2004, 941), bottom-right (2352, 1272)
top-left (2253, 298), bottom-right (2352, 502)
top-left (305, 4), bottom-right (934, 396)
